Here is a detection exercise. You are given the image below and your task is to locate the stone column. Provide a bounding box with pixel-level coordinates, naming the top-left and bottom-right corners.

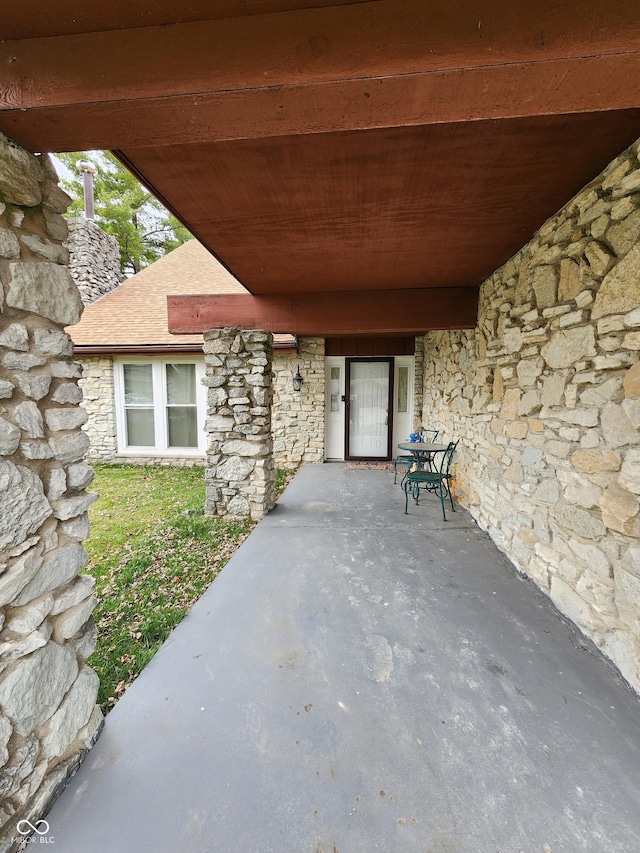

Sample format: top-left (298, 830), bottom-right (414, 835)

top-left (203, 328), bottom-right (276, 520)
top-left (0, 134), bottom-right (102, 847)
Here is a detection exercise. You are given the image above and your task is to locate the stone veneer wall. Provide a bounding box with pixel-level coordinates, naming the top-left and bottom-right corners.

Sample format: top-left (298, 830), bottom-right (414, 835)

top-left (272, 338), bottom-right (325, 469)
top-left (78, 339), bottom-right (420, 468)
top-left (203, 328), bottom-right (275, 520)
top-left (413, 336), bottom-right (424, 432)
top-left (422, 138), bottom-right (640, 693)
top-left (78, 338), bottom-right (327, 470)
top-left (64, 218), bottom-right (121, 307)
top-left (0, 135), bottom-right (102, 847)
top-left (78, 356), bottom-right (204, 466)
top-left (114, 454), bottom-right (205, 467)
top-left (77, 357), bottom-right (117, 462)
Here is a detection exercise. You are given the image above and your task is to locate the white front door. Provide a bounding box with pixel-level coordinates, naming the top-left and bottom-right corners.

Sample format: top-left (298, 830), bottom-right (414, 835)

top-left (346, 358), bottom-right (392, 459)
top-left (324, 355), bottom-right (415, 461)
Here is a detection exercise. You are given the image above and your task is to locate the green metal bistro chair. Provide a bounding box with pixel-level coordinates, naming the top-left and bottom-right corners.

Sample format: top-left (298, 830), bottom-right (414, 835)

top-left (393, 428), bottom-right (439, 484)
top-left (402, 440), bottom-right (459, 520)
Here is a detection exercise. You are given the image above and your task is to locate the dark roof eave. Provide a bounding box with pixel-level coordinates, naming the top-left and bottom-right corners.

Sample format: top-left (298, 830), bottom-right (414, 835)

top-left (73, 339), bottom-right (300, 356)
top-left (74, 344), bottom-right (204, 356)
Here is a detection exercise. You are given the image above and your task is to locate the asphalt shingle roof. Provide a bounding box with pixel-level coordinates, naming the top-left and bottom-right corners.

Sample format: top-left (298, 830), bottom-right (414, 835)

top-left (69, 239), bottom-right (293, 349)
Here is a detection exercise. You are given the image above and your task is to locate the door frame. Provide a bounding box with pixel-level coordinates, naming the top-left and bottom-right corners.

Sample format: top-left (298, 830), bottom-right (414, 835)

top-left (344, 357), bottom-right (394, 461)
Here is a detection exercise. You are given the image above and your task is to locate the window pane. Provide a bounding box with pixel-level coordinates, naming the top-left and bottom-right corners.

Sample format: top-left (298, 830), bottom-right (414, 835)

top-left (397, 366), bottom-right (409, 413)
top-left (124, 364), bottom-right (153, 405)
top-left (126, 408), bottom-right (155, 446)
top-left (167, 406), bottom-right (198, 447)
top-left (166, 363), bottom-right (196, 405)
top-left (330, 366), bottom-right (341, 412)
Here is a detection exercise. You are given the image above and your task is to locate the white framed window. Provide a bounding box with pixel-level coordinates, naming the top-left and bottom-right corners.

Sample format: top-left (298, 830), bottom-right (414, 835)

top-left (114, 357), bottom-right (206, 455)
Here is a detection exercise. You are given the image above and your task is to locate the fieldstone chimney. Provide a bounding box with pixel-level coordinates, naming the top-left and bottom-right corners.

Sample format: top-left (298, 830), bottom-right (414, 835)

top-left (64, 218), bottom-right (121, 306)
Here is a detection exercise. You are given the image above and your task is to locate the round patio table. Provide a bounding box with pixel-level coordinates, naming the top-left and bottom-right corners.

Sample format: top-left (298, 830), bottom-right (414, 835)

top-left (397, 442), bottom-right (448, 459)
top-left (396, 442), bottom-right (449, 477)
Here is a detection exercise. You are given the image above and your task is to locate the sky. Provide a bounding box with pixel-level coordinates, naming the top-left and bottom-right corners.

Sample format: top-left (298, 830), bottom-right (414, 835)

top-left (50, 153), bottom-right (74, 182)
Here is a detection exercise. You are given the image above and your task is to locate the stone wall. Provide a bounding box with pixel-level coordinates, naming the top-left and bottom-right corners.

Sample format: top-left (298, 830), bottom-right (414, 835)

top-left (272, 339), bottom-right (325, 469)
top-left (64, 218), bottom-right (121, 307)
top-left (77, 357), bottom-right (117, 462)
top-left (203, 328), bottom-right (275, 520)
top-left (78, 356), bottom-right (204, 466)
top-left (422, 138), bottom-right (640, 693)
top-left (0, 135), bottom-right (101, 848)
top-left (413, 336), bottom-right (424, 433)
top-left (111, 454), bottom-right (205, 467)
top-left (78, 340), bottom-right (327, 470)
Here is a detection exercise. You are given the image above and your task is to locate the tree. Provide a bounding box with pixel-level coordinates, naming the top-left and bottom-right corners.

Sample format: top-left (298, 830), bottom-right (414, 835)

top-left (56, 150), bottom-right (191, 277)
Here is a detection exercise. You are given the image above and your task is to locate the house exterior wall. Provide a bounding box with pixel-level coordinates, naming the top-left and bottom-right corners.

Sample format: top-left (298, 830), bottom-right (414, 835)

top-left (272, 338), bottom-right (325, 469)
top-left (413, 336), bottom-right (424, 433)
top-left (421, 138), bottom-right (640, 693)
top-left (79, 356), bottom-right (206, 466)
top-left (109, 454), bottom-right (205, 467)
top-left (0, 135), bottom-right (102, 847)
top-left (78, 339), bottom-right (327, 470)
top-left (78, 357), bottom-right (117, 462)
top-left (78, 339), bottom-right (420, 467)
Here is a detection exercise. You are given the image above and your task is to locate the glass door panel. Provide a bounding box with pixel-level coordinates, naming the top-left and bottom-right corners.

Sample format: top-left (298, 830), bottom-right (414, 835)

top-left (347, 360), bottom-right (391, 459)
top-left (392, 357), bottom-right (414, 453)
top-left (324, 359), bottom-right (345, 460)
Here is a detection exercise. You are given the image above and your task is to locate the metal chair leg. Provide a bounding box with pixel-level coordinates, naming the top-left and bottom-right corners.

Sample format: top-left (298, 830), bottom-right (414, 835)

top-left (438, 479), bottom-right (447, 521)
top-left (394, 458), bottom-right (405, 484)
top-left (394, 458), bottom-right (412, 485)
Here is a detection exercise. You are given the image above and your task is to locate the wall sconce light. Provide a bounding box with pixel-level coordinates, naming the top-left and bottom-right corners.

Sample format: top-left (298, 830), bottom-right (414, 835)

top-left (292, 365), bottom-right (305, 392)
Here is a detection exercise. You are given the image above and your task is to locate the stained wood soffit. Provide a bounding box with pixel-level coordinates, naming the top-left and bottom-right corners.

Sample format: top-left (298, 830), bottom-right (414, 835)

top-left (2, 0), bottom-right (640, 150)
top-left (1, 0), bottom-right (370, 41)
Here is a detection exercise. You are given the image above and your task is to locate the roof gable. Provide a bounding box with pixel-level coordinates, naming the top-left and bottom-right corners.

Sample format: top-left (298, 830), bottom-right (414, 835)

top-left (70, 239), bottom-right (246, 348)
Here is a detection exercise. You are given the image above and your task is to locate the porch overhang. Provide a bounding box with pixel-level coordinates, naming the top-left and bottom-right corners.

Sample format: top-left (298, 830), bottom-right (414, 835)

top-left (2, 0), bottom-right (640, 333)
top-left (3, 2), bottom-right (640, 151)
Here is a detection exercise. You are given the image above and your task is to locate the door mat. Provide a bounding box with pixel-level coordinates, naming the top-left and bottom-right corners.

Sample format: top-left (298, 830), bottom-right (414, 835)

top-left (346, 461), bottom-right (394, 470)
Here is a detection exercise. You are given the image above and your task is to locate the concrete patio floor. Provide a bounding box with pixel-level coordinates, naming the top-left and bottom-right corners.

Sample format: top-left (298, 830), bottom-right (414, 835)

top-left (47, 463), bottom-right (640, 852)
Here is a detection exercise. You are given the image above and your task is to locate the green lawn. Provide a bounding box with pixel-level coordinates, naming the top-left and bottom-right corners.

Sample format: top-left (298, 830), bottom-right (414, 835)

top-left (85, 464), bottom-right (292, 712)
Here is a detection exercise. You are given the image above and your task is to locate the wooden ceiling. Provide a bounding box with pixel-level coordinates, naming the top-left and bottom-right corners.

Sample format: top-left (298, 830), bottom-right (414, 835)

top-left (2, 1), bottom-right (640, 335)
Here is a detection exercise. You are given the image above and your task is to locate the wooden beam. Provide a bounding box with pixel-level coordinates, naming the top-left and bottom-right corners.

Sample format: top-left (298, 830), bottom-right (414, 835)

top-left (5, 55), bottom-right (640, 152)
top-left (2, 0), bottom-right (640, 150)
top-left (4, 0), bottom-right (640, 110)
top-left (167, 289), bottom-right (479, 336)
top-left (1, 0), bottom-right (367, 42)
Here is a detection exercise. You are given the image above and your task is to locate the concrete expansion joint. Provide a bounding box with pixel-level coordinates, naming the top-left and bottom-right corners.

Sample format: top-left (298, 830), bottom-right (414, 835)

top-left (268, 521), bottom-right (473, 532)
